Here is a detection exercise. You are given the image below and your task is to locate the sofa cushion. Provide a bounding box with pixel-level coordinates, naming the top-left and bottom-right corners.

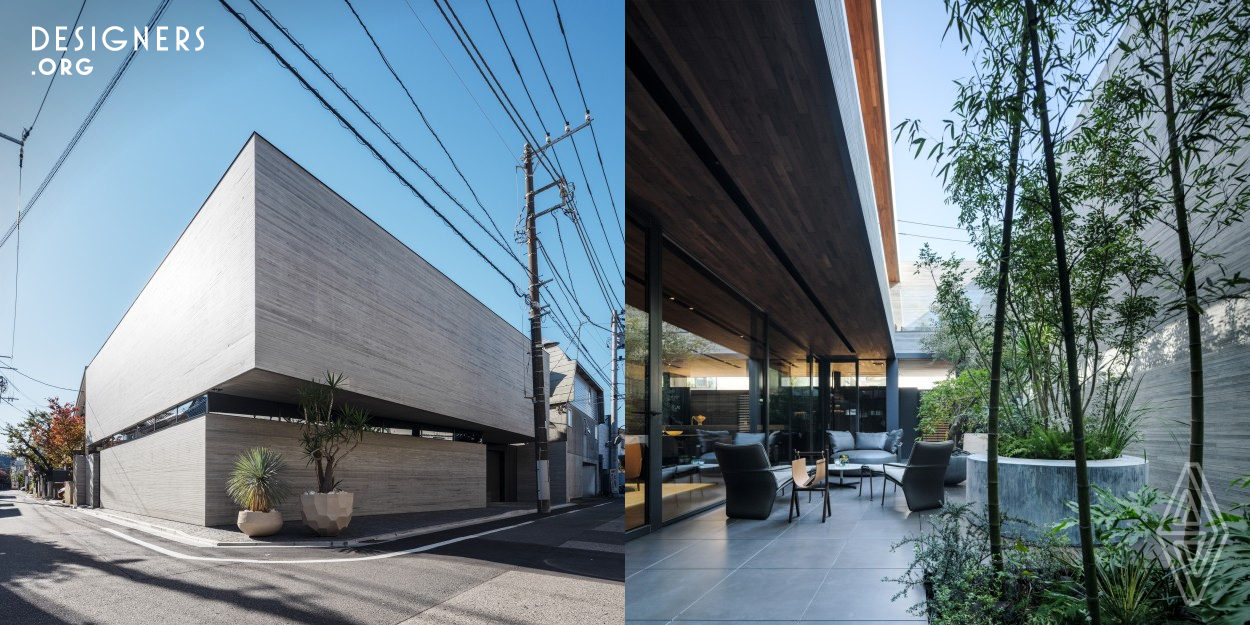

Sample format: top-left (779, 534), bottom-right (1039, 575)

top-left (842, 448), bottom-right (895, 464)
top-left (827, 430), bottom-right (855, 453)
top-left (882, 429), bottom-right (903, 453)
top-left (735, 432), bottom-right (766, 447)
top-left (698, 430), bottom-right (733, 454)
top-left (856, 431), bottom-right (888, 451)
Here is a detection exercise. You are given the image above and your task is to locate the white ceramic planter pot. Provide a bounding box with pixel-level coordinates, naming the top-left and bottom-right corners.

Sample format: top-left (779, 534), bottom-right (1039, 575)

top-left (300, 491), bottom-right (354, 536)
top-left (237, 509), bottom-right (284, 537)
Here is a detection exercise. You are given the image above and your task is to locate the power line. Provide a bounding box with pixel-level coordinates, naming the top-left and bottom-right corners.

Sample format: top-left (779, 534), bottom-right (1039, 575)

top-left (247, 0), bottom-right (523, 270)
top-left (28, 0), bottom-right (89, 135)
top-left (217, 0), bottom-right (523, 297)
top-left (432, 0), bottom-right (563, 182)
top-left (563, 206), bottom-right (623, 311)
top-left (551, 0), bottom-right (622, 239)
top-left (898, 218), bottom-right (965, 231)
top-left (0, 0), bottom-right (172, 251)
top-left (538, 239), bottom-right (608, 333)
top-left (509, 0), bottom-right (623, 282)
top-left (423, 0), bottom-right (614, 381)
top-left (899, 231), bottom-right (970, 243)
top-left (9, 165), bottom-right (21, 357)
top-left (402, 0), bottom-right (515, 160)
top-left (341, 0), bottom-right (514, 254)
top-left (5, 367), bottom-right (79, 393)
top-left (483, 0), bottom-right (563, 160)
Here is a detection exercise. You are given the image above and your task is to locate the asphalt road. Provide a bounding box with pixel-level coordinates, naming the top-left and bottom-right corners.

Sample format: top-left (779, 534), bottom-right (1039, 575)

top-left (0, 491), bottom-right (624, 624)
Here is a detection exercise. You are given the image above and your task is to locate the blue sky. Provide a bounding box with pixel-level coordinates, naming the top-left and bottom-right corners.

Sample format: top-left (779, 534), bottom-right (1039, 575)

top-left (881, 0), bottom-right (978, 266)
top-left (0, 0), bottom-right (622, 429)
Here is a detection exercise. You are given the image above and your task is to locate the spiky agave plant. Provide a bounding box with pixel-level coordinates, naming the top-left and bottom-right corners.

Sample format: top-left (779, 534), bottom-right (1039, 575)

top-left (226, 447), bottom-right (289, 513)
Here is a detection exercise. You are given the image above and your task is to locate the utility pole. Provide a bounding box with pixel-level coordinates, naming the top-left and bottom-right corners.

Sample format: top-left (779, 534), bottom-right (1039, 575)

top-left (524, 143), bottom-right (552, 514)
top-left (523, 115), bottom-right (593, 514)
top-left (608, 309), bottom-right (623, 497)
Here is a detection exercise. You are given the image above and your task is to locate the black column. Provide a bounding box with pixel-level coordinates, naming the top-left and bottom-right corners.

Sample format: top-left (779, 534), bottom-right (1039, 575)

top-left (645, 223), bottom-right (664, 531)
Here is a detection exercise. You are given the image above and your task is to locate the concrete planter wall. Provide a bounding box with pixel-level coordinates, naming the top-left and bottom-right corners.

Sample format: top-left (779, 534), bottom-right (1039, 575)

top-left (966, 454), bottom-right (1147, 541)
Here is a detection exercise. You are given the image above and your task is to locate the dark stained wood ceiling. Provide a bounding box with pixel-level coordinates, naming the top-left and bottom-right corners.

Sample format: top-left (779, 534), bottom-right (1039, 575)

top-left (626, 0), bottom-right (895, 359)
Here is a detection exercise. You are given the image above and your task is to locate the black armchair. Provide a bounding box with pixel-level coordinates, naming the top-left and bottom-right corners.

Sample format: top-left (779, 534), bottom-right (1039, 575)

top-left (714, 443), bottom-right (788, 520)
top-left (881, 440), bottom-right (954, 512)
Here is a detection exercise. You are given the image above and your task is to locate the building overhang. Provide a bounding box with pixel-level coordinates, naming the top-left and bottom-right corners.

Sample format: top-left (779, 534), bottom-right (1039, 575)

top-left (210, 368), bottom-right (532, 444)
top-left (625, 0), bottom-right (896, 360)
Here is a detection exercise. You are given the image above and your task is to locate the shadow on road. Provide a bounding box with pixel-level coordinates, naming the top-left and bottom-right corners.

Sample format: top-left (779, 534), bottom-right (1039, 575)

top-left (0, 502), bottom-right (20, 518)
top-left (416, 501), bottom-right (625, 583)
top-left (0, 585), bottom-right (68, 625)
top-left (0, 531), bottom-right (355, 624)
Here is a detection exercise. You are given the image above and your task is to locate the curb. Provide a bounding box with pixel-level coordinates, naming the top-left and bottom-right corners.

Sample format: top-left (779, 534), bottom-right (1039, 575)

top-left (78, 502), bottom-right (578, 549)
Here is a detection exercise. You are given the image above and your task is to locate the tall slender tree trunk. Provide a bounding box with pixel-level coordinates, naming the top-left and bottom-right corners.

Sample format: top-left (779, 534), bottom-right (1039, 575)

top-left (1158, 0), bottom-right (1205, 553)
top-left (1025, 1), bottom-right (1101, 622)
top-left (988, 35), bottom-right (1030, 575)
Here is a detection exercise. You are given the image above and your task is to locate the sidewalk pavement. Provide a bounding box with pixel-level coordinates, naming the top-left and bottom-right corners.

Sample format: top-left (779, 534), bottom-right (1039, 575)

top-left (79, 499), bottom-right (586, 548)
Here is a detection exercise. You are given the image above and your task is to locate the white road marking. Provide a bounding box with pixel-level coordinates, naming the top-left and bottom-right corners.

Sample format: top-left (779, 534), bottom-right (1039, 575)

top-left (100, 519), bottom-right (535, 564)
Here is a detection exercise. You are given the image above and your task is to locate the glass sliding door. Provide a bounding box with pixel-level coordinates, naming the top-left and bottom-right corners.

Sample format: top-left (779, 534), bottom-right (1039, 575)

top-left (623, 218), bottom-right (653, 532)
top-left (657, 242), bottom-right (757, 522)
top-left (768, 327), bottom-right (814, 460)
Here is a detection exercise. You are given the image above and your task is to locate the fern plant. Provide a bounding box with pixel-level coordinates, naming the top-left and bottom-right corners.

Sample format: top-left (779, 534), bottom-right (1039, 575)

top-left (226, 447), bottom-right (289, 513)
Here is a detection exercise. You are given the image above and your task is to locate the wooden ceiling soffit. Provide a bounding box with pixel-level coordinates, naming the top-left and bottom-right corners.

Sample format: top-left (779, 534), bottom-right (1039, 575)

top-left (626, 32), bottom-right (856, 355)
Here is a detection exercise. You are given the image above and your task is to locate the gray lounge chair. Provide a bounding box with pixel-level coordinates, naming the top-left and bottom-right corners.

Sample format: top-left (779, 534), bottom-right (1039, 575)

top-left (882, 440), bottom-right (954, 512)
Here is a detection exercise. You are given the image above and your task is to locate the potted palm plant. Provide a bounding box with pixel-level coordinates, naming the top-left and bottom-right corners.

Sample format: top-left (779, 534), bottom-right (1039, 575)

top-left (297, 372), bottom-right (377, 536)
top-left (226, 447), bottom-right (289, 537)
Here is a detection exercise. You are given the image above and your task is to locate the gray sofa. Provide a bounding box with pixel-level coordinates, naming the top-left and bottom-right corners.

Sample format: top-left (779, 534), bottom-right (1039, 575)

top-left (696, 430), bottom-right (779, 464)
top-left (826, 429), bottom-right (903, 473)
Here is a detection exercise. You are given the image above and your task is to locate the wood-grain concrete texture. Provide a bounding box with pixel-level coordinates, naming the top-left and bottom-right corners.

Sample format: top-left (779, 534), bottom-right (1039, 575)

top-left (250, 136), bottom-right (530, 439)
top-left (203, 414), bottom-right (484, 526)
top-left (1088, 22), bottom-right (1250, 510)
top-left (99, 418), bottom-right (207, 525)
top-left (85, 134), bottom-right (530, 442)
top-left (85, 142), bottom-right (257, 441)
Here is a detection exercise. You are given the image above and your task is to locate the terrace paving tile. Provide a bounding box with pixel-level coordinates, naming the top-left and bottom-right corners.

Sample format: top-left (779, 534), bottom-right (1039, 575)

top-left (802, 568), bottom-right (922, 621)
top-left (742, 538), bottom-right (846, 569)
top-left (675, 567), bottom-right (828, 621)
top-left (649, 538), bottom-right (773, 569)
top-left (626, 568), bottom-right (734, 621)
top-left (627, 483), bottom-right (967, 622)
top-left (626, 537), bottom-right (700, 569)
top-left (834, 538), bottom-right (916, 569)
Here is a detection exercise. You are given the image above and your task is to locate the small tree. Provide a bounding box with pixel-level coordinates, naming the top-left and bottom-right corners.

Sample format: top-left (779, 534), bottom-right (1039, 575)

top-left (3, 398), bottom-right (83, 473)
top-left (297, 372), bottom-right (377, 493)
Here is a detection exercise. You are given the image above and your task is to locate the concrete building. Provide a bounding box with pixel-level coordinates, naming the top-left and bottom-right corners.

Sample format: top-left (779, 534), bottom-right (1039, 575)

top-left (546, 344), bottom-right (606, 502)
top-left (81, 134), bottom-right (539, 526)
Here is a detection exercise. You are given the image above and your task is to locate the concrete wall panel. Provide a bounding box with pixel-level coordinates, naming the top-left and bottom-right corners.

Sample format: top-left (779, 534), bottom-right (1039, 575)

top-left (86, 143), bottom-right (257, 440)
top-left (100, 418), bottom-right (206, 525)
top-left (250, 138), bottom-right (530, 438)
top-left (203, 414), bottom-right (486, 526)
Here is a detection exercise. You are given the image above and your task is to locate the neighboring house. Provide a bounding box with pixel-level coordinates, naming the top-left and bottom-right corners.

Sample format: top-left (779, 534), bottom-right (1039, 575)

top-left (81, 134), bottom-right (536, 526)
top-left (546, 344), bottom-right (606, 502)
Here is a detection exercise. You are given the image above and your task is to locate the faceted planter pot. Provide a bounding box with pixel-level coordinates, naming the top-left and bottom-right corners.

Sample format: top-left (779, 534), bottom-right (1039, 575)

top-left (300, 492), bottom-right (354, 536)
top-left (237, 510), bottom-right (283, 537)
top-left (967, 454), bottom-right (1147, 542)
